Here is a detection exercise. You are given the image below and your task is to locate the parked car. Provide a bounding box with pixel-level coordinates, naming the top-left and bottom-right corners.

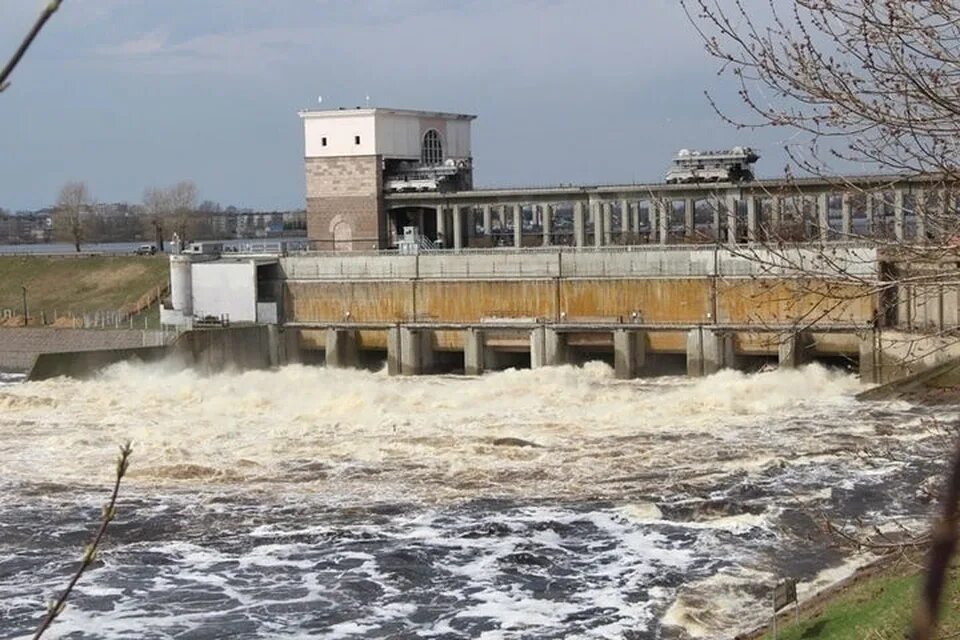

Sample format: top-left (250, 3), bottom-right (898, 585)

top-left (135, 244), bottom-right (157, 255)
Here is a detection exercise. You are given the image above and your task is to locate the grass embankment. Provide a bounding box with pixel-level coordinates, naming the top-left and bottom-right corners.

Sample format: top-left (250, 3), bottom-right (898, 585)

top-left (754, 554), bottom-right (960, 639)
top-left (0, 255), bottom-right (168, 325)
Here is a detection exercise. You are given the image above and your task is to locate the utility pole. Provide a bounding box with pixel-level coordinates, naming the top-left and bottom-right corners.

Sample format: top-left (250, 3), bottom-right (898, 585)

top-left (21, 285), bottom-right (28, 326)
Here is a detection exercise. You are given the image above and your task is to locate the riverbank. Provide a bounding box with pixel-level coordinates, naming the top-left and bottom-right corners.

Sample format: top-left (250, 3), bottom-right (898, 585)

top-left (0, 255), bottom-right (167, 324)
top-left (742, 547), bottom-right (960, 639)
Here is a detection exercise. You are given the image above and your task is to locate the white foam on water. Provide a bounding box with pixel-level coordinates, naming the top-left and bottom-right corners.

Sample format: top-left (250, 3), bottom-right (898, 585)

top-left (0, 361), bottom-right (944, 638)
top-left (0, 362), bottom-right (872, 503)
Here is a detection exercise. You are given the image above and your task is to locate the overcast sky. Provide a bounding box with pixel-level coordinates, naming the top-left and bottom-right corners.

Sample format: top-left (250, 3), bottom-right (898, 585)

top-left (0, 0), bottom-right (792, 210)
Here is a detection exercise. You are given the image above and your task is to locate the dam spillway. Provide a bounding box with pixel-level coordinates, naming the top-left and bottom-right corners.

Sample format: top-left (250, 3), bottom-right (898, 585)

top-left (231, 244), bottom-right (880, 378)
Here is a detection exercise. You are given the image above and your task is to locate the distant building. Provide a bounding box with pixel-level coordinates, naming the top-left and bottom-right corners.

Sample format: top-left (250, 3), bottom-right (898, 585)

top-left (299, 107), bottom-right (476, 250)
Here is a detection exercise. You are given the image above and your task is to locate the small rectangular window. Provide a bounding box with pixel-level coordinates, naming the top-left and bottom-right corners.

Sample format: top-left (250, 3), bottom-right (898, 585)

top-left (355, 135), bottom-right (361, 145)
top-left (321, 137), bottom-right (327, 147)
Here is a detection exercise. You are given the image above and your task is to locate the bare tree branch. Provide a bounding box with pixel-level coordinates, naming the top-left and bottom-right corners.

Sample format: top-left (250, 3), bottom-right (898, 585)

top-left (0, 1), bottom-right (64, 94)
top-left (31, 441), bottom-right (132, 640)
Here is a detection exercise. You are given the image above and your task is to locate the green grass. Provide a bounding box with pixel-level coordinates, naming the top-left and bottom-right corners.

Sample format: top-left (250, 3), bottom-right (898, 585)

top-left (0, 255), bottom-right (168, 319)
top-left (759, 559), bottom-right (960, 639)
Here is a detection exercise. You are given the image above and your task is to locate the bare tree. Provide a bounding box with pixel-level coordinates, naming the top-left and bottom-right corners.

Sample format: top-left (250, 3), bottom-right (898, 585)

top-left (54, 181), bottom-right (91, 252)
top-left (682, 2), bottom-right (960, 637)
top-left (678, 1), bottom-right (960, 342)
top-left (682, 1), bottom-right (960, 177)
top-left (168, 180), bottom-right (197, 245)
top-left (142, 187), bottom-right (167, 252)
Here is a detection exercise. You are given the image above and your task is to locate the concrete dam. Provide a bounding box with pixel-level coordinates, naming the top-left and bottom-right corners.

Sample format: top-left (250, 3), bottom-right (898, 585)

top-left (232, 244), bottom-right (879, 379)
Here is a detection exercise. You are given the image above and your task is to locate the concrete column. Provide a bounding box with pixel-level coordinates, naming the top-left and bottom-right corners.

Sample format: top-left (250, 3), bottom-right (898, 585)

top-left (436, 206), bottom-right (446, 247)
top-left (712, 195), bottom-right (722, 241)
top-left (778, 332), bottom-right (812, 368)
top-left (398, 327), bottom-right (434, 375)
top-left (684, 198), bottom-right (695, 237)
top-left (593, 201), bottom-right (604, 247)
top-left (387, 326), bottom-right (401, 375)
top-left (817, 193), bottom-right (829, 242)
top-left (325, 328), bottom-right (358, 368)
top-left (943, 276), bottom-right (959, 328)
top-left (452, 204), bottom-right (463, 250)
top-left (841, 192), bottom-right (852, 237)
top-left (513, 204), bottom-right (523, 248)
top-left (272, 326), bottom-right (302, 366)
top-left (858, 330), bottom-right (879, 384)
top-left (603, 202), bottom-right (613, 245)
top-left (771, 196), bottom-right (782, 231)
top-left (620, 199), bottom-right (630, 240)
top-left (574, 202), bottom-right (586, 247)
top-left (658, 200), bottom-right (669, 245)
top-left (746, 197), bottom-right (757, 244)
top-left (530, 326), bottom-right (546, 369)
top-left (916, 189), bottom-right (927, 241)
top-left (894, 189), bottom-right (905, 240)
top-left (542, 204), bottom-right (552, 246)
top-left (482, 204), bottom-right (492, 236)
top-left (614, 329), bottom-right (646, 379)
top-left (686, 328), bottom-right (735, 377)
top-left (725, 194), bottom-right (738, 245)
top-left (464, 327), bottom-right (484, 375)
top-left (531, 327), bottom-right (567, 367)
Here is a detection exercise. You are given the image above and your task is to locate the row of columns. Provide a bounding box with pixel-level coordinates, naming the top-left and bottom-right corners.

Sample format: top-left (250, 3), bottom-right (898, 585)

top-left (432, 187), bottom-right (939, 249)
top-left (324, 326), bottom-right (813, 378)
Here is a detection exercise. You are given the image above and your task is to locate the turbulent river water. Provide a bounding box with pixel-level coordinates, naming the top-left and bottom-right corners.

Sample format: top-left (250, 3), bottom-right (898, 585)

top-left (0, 363), bottom-right (950, 639)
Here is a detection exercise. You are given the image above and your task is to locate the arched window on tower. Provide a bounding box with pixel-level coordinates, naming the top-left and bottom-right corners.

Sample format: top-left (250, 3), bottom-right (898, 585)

top-left (422, 129), bottom-right (443, 165)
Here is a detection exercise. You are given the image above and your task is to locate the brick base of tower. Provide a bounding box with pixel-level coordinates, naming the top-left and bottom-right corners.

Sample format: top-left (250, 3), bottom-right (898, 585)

top-left (305, 155), bottom-right (386, 250)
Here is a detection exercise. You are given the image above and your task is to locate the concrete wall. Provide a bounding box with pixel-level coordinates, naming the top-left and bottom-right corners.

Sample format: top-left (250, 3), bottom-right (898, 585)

top-left (173, 326), bottom-right (276, 374)
top-left (281, 246), bottom-right (879, 281)
top-left (0, 328), bottom-right (168, 373)
top-left (303, 113), bottom-right (378, 157)
top-left (279, 247), bottom-right (879, 357)
top-left (860, 329), bottom-right (960, 384)
top-left (191, 261), bottom-right (257, 323)
top-left (29, 347), bottom-right (168, 381)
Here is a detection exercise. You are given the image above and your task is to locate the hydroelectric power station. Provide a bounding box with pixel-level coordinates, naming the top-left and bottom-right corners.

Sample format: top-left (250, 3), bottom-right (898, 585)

top-left (149, 106), bottom-right (960, 384)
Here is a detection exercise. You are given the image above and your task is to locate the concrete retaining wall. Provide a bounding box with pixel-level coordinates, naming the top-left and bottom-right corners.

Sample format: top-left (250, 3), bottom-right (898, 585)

top-left (29, 347), bottom-right (169, 381)
top-left (0, 328), bottom-right (168, 373)
top-left (280, 246), bottom-right (880, 281)
top-left (859, 329), bottom-right (960, 384)
top-left (172, 325), bottom-right (299, 374)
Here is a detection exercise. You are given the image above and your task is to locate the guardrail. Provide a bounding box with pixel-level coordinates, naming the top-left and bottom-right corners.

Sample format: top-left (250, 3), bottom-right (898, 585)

top-left (284, 320), bottom-right (873, 333)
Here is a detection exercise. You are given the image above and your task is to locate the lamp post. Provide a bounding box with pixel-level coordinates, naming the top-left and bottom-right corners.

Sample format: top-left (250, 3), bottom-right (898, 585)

top-left (21, 285), bottom-right (27, 326)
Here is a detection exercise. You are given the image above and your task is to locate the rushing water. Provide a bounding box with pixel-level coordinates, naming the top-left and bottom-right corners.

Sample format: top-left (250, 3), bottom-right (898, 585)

top-left (0, 362), bottom-right (949, 639)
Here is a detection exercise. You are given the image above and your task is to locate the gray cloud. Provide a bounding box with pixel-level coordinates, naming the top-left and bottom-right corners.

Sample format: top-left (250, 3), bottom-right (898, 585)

top-left (0, 0), bottom-right (785, 210)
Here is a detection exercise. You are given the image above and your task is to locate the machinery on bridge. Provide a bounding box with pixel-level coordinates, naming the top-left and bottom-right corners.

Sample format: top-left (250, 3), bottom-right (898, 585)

top-left (665, 147), bottom-right (759, 184)
top-left (383, 158), bottom-right (473, 193)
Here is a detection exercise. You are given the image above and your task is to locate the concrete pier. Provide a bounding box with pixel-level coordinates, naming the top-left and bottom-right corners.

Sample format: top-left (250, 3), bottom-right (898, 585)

top-left (613, 328), bottom-right (646, 379)
top-left (686, 328), bottom-right (735, 377)
top-left (402, 327), bottom-right (434, 375)
top-left (464, 327), bottom-right (484, 375)
top-left (530, 326), bottom-right (567, 368)
top-left (388, 326), bottom-right (435, 375)
top-left (778, 332), bottom-right (812, 368)
top-left (325, 328), bottom-right (358, 368)
top-left (859, 332), bottom-right (879, 384)
top-left (530, 326), bottom-right (547, 369)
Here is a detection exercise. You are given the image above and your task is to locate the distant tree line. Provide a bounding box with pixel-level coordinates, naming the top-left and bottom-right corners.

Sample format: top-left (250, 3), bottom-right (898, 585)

top-left (0, 180), bottom-right (305, 249)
